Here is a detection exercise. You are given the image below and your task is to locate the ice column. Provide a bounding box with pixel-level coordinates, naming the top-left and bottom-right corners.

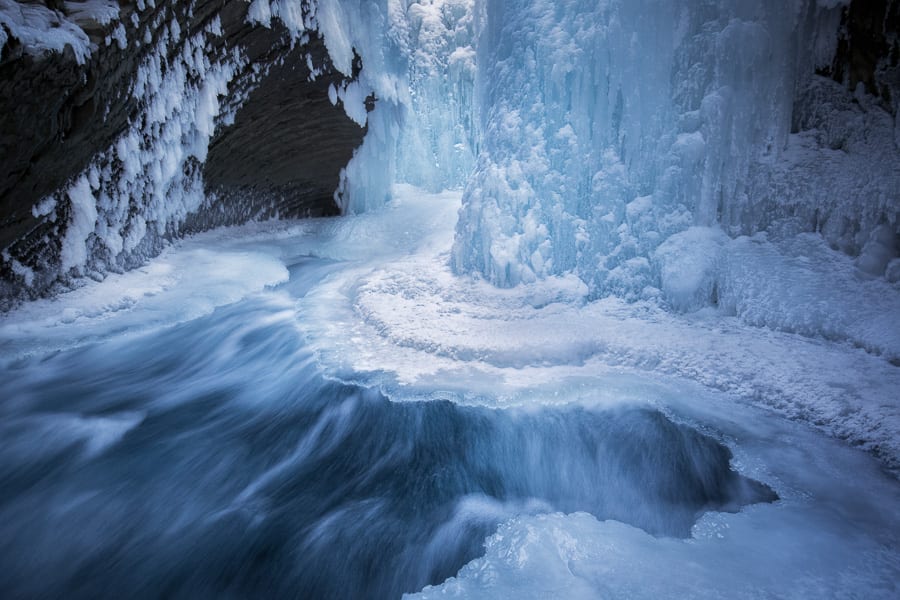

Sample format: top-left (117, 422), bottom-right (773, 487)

top-left (452, 0), bottom-right (850, 297)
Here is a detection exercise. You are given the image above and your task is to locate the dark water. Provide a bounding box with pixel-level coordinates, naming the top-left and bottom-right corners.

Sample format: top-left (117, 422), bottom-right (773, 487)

top-left (0, 259), bottom-right (776, 599)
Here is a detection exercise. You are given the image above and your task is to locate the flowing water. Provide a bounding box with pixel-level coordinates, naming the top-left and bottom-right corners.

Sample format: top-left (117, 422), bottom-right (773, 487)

top-left (1, 188), bottom-right (898, 598)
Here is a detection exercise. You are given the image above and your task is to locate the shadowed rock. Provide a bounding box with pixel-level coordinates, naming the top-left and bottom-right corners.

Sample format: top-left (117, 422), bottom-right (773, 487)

top-left (0, 1), bottom-right (366, 305)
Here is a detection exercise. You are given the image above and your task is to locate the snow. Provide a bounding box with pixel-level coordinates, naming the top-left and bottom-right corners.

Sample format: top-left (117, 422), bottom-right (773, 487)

top-left (28, 11), bottom-right (244, 284)
top-left (0, 0), bottom-right (96, 64)
top-left (63, 1), bottom-right (120, 26)
top-left (59, 175), bottom-right (98, 272)
top-left (246, 0), bottom-right (272, 28)
top-left (0, 0), bottom-right (120, 62)
top-left (31, 197), bottom-right (57, 219)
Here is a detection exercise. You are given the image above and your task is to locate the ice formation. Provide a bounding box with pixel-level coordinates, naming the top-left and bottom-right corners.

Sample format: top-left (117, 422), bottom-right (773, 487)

top-left (0, 0), bottom-right (119, 64)
top-left (36, 14), bottom-right (241, 281)
top-left (448, 0), bottom-right (899, 307)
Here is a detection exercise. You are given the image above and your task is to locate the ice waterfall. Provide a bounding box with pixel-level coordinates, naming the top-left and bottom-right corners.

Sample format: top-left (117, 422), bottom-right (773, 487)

top-left (323, 0), bottom-right (898, 309)
top-left (445, 0), bottom-right (899, 303)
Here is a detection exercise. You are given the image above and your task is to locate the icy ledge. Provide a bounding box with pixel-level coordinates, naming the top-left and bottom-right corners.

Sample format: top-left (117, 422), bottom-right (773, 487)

top-left (295, 186), bottom-right (900, 476)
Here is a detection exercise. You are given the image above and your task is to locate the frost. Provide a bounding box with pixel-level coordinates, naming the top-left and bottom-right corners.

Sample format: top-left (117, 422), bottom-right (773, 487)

top-left (246, 0), bottom-right (272, 27)
top-left (0, 0), bottom-right (94, 64)
top-left (31, 197), bottom-right (57, 219)
top-left (59, 176), bottom-right (98, 272)
top-left (31, 12), bottom-right (245, 283)
top-left (7, 257), bottom-right (35, 287)
top-left (63, 1), bottom-right (120, 26)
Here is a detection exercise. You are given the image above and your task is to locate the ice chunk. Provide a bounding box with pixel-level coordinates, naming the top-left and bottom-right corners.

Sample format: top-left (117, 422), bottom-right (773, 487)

top-left (856, 224), bottom-right (897, 277)
top-left (652, 227), bottom-right (728, 312)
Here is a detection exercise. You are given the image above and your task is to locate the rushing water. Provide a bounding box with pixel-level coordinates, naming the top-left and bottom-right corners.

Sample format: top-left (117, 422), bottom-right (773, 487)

top-left (1, 189), bottom-right (899, 598)
top-left (0, 256), bottom-right (776, 598)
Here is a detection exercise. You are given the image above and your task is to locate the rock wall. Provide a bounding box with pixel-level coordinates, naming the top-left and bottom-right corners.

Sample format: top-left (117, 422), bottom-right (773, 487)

top-left (0, 1), bottom-right (366, 306)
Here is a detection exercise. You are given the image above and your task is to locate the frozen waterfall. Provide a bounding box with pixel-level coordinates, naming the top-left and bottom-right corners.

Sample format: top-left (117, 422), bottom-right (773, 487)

top-left (306, 0), bottom-right (899, 312)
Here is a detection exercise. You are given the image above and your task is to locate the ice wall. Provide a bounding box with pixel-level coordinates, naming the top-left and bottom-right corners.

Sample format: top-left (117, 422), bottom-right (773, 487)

top-left (316, 0), bottom-right (477, 212)
top-left (391, 0), bottom-right (477, 193)
top-left (451, 0), bottom-right (899, 301)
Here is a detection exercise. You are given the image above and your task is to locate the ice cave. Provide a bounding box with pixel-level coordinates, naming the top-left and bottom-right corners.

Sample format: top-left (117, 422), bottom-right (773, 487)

top-left (0, 0), bottom-right (898, 597)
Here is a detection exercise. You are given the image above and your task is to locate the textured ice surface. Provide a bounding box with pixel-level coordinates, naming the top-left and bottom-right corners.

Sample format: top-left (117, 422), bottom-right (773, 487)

top-left (449, 0), bottom-right (898, 299)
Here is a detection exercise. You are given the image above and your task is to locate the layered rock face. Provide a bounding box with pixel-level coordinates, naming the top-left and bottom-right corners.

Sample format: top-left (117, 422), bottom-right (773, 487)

top-left (0, 0), bottom-right (366, 305)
